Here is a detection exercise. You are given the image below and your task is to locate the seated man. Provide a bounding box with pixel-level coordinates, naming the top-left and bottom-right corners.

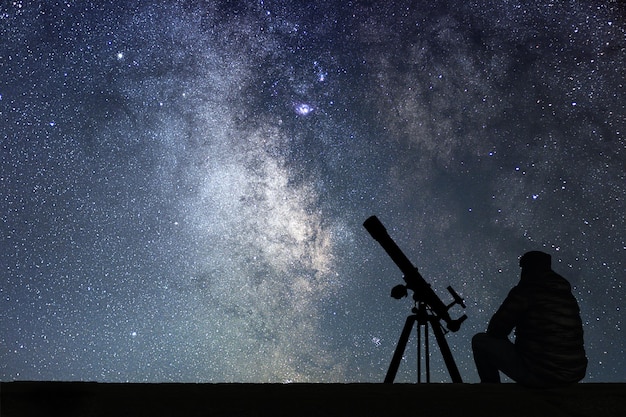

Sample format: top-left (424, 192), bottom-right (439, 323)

top-left (472, 251), bottom-right (587, 387)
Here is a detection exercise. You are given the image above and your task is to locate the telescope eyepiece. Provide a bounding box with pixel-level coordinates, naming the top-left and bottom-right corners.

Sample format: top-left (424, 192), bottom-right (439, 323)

top-left (447, 286), bottom-right (466, 309)
top-left (446, 314), bottom-right (467, 332)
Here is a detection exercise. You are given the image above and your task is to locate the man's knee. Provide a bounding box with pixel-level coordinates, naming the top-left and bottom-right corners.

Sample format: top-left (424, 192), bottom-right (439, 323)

top-left (472, 332), bottom-right (490, 352)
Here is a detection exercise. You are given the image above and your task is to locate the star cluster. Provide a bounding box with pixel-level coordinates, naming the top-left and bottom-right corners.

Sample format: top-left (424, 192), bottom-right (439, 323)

top-left (1, 1), bottom-right (624, 382)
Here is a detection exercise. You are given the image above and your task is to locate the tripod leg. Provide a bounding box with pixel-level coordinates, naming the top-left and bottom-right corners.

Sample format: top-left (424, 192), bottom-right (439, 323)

top-left (417, 320), bottom-right (421, 383)
top-left (430, 320), bottom-right (463, 383)
top-left (425, 320), bottom-right (430, 383)
top-left (384, 315), bottom-right (417, 383)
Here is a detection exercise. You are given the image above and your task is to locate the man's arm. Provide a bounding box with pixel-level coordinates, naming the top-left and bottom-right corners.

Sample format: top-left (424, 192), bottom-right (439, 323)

top-left (487, 286), bottom-right (529, 338)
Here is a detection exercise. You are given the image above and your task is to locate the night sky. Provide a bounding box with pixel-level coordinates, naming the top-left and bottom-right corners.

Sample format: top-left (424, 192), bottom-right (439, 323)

top-left (1, 1), bottom-right (624, 383)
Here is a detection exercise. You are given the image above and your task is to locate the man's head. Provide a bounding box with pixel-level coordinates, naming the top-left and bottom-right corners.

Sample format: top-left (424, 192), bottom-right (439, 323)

top-left (519, 251), bottom-right (552, 272)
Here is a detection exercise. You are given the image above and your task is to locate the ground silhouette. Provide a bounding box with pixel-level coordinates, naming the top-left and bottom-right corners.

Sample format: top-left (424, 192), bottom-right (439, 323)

top-left (2, 381), bottom-right (625, 417)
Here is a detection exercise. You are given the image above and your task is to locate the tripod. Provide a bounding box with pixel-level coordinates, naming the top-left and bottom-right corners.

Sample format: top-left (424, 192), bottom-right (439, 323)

top-left (384, 301), bottom-right (463, 383)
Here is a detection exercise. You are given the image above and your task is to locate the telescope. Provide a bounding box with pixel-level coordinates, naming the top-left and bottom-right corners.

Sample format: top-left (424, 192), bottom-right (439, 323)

top-left (363, 215), bottom-right (467, 383)
top-left (363, 215), bottom-right (467, 332)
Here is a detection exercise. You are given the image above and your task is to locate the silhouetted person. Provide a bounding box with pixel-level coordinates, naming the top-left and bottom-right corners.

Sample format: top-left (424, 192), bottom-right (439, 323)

top-left (472, 251), bottom-right (587, 387)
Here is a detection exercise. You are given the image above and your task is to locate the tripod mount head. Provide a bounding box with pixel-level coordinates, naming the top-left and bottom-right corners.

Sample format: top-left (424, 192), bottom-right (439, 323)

top-left (363, 215), bottom-right (467, 332)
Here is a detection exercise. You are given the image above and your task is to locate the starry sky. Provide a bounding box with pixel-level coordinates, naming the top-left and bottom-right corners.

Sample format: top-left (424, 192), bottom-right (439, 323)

top-left (1, 1), bottom-right (624, 383)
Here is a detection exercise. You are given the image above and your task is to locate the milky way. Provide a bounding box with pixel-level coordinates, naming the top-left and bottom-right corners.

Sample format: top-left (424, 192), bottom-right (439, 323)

top-left (1, 1), bottom-right (624, 383)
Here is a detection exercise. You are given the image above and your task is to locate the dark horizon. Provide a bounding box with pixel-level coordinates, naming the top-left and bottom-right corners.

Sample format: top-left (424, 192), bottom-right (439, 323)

top-left (3, 381), bottom-right (626, 417)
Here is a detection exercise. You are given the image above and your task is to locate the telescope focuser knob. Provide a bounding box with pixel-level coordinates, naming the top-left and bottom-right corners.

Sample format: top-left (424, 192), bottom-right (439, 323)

top-left (390, 284), bottom-right (408, 299)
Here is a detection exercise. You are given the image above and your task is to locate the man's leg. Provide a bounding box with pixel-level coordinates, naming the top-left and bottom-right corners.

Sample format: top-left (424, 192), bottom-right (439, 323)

top-left (472, 333), bottom-right (556, 387)
top-left (472, 332), bottom-right (527, 383)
